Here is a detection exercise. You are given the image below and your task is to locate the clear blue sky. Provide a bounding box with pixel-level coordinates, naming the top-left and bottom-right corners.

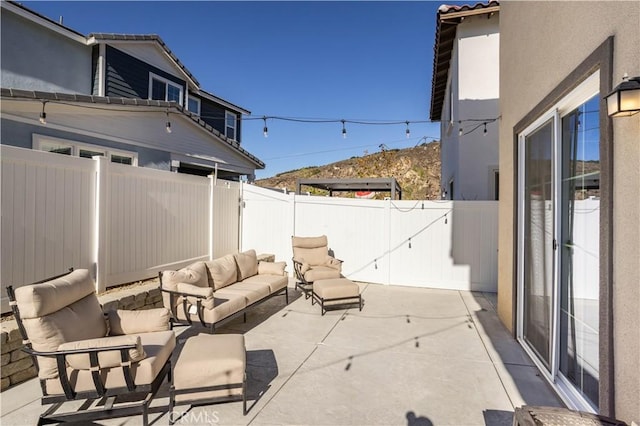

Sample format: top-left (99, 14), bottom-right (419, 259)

top-left (25, 1), bottom-right (455, 179)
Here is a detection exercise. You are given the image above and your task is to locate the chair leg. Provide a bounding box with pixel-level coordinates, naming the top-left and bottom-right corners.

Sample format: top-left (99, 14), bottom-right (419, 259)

top-left (285, 287), bottom-right (289, 304)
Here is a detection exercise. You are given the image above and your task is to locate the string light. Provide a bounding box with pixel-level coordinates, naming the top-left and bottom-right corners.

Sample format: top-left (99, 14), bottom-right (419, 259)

top-left (39, 101), bottom-right (47, 125)
top-left (341, 119), bottom-right (347, 139)
top-left (165, 111), bottom-right (172, 134)
top-left (262, 116), bottom-right (268, 138)
top-left (405, 121), bottom-right (411, 138)
top-left (458, 128), bottom-right (463, 136)
top-left (483, 123), bottom-right (487, 135)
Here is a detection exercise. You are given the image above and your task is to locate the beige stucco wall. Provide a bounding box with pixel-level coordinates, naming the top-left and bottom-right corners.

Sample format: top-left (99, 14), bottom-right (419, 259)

top-left (498, 1), bottom-right (639, 422)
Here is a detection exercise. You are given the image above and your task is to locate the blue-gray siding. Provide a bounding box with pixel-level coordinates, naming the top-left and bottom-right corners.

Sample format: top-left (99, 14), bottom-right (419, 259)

top-left (0, 118), bottom-right (171, 170)
top-left (200, 99), bottom-right (241, 141)
top-left (104, 45), bottom-right (185, 100)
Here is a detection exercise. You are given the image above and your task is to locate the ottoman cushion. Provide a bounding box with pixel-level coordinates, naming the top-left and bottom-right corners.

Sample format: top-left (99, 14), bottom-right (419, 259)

top-left (314, 278), bottom-right (360, 305)
top-left (173, 333), bottom-right (245, 403)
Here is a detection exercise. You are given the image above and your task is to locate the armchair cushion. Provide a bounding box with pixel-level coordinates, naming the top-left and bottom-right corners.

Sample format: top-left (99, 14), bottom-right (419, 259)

top-left (205, 254), bottom-right (237, 290)
top-left (234, 249), bottom-right (258, 281)
top-left (258, 261), bottom-right (286, 276)
top-left (14, 269), bottom-right (107, 379)
top-left (177, 283), bottom-right (214, 310)
top-left (106, 308), bottom-right (171, 336)
top-left (59, 335), bottom-right (146, 370)
top-left (292, 235), bottom-right (330, 266)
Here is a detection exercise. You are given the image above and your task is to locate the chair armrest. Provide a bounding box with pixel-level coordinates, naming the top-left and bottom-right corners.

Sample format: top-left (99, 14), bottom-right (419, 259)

top-left (292, 257), bottom-right (310, 274)
top-left (58, 335), bottom-right (145, 370)
top-left (106, 308), bottom-right (171, 335)
top-left (176, 283), bottom-right (214, 309)
top-left (324, 256), bottom-right (343, 271)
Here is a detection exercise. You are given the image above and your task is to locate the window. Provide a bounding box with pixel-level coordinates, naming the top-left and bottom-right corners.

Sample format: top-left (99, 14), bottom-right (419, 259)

top-left (149, 73), bottom-right (183, 105)
top-left (225, 111), bottom-right (237, 140)
top-left (33, 135), bottom-right (137, 165)
top-left (188, 96), bottom-right (201, 115)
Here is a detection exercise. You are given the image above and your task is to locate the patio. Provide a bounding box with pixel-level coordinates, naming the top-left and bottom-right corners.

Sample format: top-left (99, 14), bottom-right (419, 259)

top-left (0, 280), bottom-right (562, 425)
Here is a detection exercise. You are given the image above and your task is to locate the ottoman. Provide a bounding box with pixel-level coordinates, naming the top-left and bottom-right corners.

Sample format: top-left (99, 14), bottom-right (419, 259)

top-left (169, 333), bottom-right (246, 423)
top-left (312, 278), bottom-right (362, 315)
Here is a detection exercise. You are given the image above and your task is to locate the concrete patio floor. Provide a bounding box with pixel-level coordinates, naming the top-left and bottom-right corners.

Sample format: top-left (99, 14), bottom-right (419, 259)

top-left (1, 282), bottom-right (563, 425)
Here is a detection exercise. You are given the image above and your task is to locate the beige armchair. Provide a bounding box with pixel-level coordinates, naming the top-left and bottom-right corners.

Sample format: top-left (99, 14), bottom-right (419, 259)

top-left (6, 268), bottom-right (175, 426)
top-left (291, 235), bottom-right (343, 297)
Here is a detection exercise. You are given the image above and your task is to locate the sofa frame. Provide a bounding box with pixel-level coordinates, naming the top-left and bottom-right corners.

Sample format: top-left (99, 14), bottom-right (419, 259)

top-left (159, 273), bottom-right (288, 333)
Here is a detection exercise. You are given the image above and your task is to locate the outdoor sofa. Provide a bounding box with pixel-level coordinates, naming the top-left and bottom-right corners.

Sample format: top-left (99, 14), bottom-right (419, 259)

top-left (159, 249), bottom-right (288, 332)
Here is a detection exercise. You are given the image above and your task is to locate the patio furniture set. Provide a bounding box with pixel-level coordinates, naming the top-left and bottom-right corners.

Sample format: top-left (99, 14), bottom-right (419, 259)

top-left (5, 235), bottom-right (362, 425)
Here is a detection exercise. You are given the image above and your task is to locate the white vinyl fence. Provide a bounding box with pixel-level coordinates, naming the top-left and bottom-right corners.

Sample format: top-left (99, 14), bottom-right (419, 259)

top-left (241, 184), bottom-right (499, 292)
top-left (1, 145), bottom-right (240, 313)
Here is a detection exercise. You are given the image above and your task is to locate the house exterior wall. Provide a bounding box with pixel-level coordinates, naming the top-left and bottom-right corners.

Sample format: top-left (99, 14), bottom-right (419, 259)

top-left (0, 9), bottom-right (91, 93)
top-left (498, 1), bottom-right (639, 422)
top-left (440, 14), bottom-right (499, 200)
top-left (0, 118), bottom-right (171, 170)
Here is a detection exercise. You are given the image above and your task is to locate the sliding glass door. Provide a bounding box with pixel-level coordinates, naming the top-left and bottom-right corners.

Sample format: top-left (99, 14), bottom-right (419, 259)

top-left (518, 73), bottom-right (600, 412)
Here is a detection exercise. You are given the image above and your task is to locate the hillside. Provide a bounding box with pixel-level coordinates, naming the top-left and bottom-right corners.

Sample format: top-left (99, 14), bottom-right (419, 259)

top-left (255, 141), bottom-right (441, 200)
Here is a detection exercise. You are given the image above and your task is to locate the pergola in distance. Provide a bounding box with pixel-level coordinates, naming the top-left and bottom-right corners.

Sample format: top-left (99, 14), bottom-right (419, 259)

top-left (295, 178), bottom-right (402, 200)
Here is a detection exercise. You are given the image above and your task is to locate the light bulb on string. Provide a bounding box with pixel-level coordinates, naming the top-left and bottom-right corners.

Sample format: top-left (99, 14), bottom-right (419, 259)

top-left (263, 116), bottom-right (268, 138)
top-left (405, 121), bottom-right (411, 138)
top-left (341, 120), bottom-right (347, 139)
top-left (483, 123), bottom-right (487, 135)
top-left (458, 128), bottom-right (463, 136)
top-left (165, 111), bottom-right (172, 134)
top-left (39, 101), bottom-right (47, 125)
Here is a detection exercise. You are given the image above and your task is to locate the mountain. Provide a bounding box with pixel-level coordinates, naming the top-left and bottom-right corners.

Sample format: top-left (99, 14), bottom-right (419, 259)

top-left (255, 141), bottom-right (441, 200)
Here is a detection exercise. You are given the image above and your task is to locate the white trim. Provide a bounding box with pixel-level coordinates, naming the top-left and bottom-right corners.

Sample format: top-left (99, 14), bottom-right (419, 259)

top-left (148, 72), bottom-right (184, 105)
top-left (98, 43), bottom-right (106, 97)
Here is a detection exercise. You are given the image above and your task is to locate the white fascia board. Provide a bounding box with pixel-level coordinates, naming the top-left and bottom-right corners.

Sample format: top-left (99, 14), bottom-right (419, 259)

top-left (1, 2), bottom-right (88, 45)
top-left (195, 90), bottom-right (251, 115)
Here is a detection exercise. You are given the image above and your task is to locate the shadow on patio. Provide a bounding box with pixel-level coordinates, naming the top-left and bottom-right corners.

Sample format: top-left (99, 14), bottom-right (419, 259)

top-left (0, 280), bottom-right (562, 425)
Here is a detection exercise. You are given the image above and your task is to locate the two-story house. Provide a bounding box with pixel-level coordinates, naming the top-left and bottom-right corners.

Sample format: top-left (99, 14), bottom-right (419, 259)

top-left (429, 1), bottom-right (500, 200)
top-left (0, 1), bottom-right (263, 181)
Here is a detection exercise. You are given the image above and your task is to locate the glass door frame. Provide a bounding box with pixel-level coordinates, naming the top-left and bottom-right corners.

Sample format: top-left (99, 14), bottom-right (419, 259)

top-left (516, 71), bottom-right (600, 413)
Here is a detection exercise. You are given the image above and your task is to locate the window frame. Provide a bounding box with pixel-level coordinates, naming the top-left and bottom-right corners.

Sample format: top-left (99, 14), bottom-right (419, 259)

top-left (148, 72), bottom-right (184, 105)
top-left (187, 95), bottom-right (201, 115)
top-left (225, 111), bottom-right (238, 140)
top-left (33, 134), bottom-right (138, 166)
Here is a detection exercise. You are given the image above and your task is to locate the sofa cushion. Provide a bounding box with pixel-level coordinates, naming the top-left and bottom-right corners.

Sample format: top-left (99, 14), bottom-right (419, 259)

top-left (258, 261), bottom-right (286, 276)
top-left (205, 255), bottom-right (237, 290)
top-left (234, 249), bottom-right (258, 281)
top-left (161, 262), bottom-right (208, 291)
top-left (220, 281), bottom-right (270, 305)
top-left (200, 289), bottom-right (247, 324)
top-left (242, 273), bottom-right (288, 293)
top-left (107, 308), bottom-right (170, 335)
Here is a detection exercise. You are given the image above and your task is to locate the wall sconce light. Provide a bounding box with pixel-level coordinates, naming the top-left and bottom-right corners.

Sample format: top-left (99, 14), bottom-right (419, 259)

top-left (606, 74), bottom-right (640, 117)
